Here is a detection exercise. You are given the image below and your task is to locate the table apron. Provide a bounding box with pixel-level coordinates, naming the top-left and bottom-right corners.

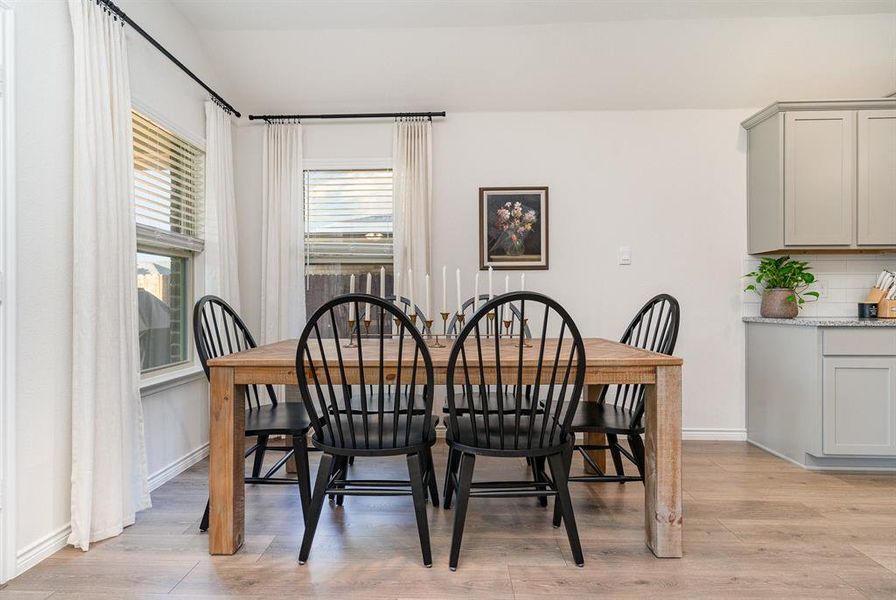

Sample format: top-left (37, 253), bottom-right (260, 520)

top-left (231, 365), bottom-right (657, 386)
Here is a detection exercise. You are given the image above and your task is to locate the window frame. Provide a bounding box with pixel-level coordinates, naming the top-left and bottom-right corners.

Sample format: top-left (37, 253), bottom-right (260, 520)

top-left (131, 108), bottom-right (205, 382)
top-left (301, 159), bottom-right (395, 332)
top-left (302, 160), bottom-right (394, 269)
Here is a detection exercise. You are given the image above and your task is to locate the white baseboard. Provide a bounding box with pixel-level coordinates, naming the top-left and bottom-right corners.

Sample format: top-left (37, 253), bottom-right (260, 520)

top-left (13, 443), bottom-right (209, 578)
top-left (15, 523), bottom-right (70, 576)
top-left (682, 428), bottom-right (747, 441)
top-left (148, 442), bottom-right (209, 492)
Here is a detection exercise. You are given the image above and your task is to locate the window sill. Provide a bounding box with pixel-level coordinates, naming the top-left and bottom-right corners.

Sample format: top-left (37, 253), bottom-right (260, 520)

top-left (140, 365), bottom-right (205, 397)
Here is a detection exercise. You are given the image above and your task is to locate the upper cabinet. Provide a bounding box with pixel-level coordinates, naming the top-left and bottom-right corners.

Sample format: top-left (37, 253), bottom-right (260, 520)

top-left (743, 99), bottom-right (896, 254)
top-left (858, 111), bottom-right (896, 246)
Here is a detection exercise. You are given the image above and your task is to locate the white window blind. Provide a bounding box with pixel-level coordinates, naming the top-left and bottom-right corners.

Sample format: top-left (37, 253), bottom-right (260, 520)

top-left (133, 110), bottom-right (204, 244)
top-left (304, 169), bottom-right (393, 265)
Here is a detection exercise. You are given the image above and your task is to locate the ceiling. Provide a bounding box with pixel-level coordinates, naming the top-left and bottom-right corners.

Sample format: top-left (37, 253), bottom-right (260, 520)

top-left (166, 0), bottom-right (896, 114)
top-left (171, 0), bottom-right (896, 31)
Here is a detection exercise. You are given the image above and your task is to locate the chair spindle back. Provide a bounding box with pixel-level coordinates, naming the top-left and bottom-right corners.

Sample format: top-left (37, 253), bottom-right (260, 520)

top-left (194, 295), bottom-right (276, 409)
top-left (296, 294), bottom-right (435, 450)
top-left (445, 292), bottom-right (585, 451)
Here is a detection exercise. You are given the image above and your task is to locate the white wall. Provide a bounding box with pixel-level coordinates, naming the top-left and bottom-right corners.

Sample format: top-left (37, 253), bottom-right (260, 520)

top-left (235, 109), bottom-right (749, 436)
top-left (13, 0), bottom-right (223, 574)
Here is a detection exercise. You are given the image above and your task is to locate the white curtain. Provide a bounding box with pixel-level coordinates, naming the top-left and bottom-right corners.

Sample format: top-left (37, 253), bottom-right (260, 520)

top-left (393, 118), bottom-right (432, 285)
top-left (204, 101), bottom-right (241, 310)
top-left (68, 0), bottom-right (150, 551)
top-left (261, 123), bottom-right (305, 343)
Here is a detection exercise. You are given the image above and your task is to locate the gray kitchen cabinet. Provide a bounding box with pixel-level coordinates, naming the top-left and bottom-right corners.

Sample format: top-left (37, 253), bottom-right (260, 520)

top-left (823, 356), bottom-right (896, 456)
top-left (742, 99), bottom-right (896, 254)
top-left (745, 319), bottom-right (896, 470)
top-left (857, 110), bottom-right (896, 245)
top-left (783, 111), bottom-right (855, 246)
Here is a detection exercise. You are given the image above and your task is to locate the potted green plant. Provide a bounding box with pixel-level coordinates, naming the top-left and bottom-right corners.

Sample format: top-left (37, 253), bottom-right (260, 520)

top-left (744, 256), bottom-right (820, 318)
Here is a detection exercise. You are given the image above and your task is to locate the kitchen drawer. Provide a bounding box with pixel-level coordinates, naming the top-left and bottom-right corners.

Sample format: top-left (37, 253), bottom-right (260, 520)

top-left (823, 328), bottom-right (896, 356)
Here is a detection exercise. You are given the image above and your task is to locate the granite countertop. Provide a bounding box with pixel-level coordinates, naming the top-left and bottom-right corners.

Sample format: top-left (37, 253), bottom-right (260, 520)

top-left (743, 317), bottom-right (896, 327)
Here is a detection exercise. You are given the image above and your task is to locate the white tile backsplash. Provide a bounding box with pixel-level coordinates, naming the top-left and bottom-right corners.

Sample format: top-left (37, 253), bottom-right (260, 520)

top-left (742, 254), bottom-right (896, 318)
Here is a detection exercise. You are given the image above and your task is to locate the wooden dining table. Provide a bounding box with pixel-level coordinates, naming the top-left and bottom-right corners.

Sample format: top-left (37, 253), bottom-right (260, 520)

top-left (205, 337), bottom-right (683, 558)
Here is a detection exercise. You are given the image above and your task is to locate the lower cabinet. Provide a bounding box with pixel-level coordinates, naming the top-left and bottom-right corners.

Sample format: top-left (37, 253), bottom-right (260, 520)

top-left (823, 356), bottom-right (896, 456)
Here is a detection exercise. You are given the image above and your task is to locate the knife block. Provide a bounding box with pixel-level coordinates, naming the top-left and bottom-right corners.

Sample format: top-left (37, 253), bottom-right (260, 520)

top-left (866, 288), bottom-right (887, 303)
top-left (878, 300), bottom-right (896, 319)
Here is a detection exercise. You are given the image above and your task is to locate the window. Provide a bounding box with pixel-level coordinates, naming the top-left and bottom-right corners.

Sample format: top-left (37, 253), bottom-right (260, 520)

top-left (132, 110), bottom-right (204, 373)
top-left (304, 169), bottom-right (393, 333)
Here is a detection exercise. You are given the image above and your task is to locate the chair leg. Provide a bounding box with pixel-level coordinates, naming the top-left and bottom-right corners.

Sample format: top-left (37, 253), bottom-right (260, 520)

top-left (251, 434), bottom-right (270, 479)
top-left (608, 433), bottom-right (626, 483)
top-left (335, 456), bottom-right (348, 507)
top-left (292, 435), bottom-right (312, 522)
top-left (533, 456), bottom-right (548, 507)
top-left (552, 444), bottom-right (572, 527)
top-left (547, 451), bottom-right (584, 567)
top-left (407, 453), bottom-right (433, 567)
top-left (449, 453), bottom-right (476, 571)
top-left (628, 434), bottom-right (646, 481)
top-left (424, 448), bottom-right (440, 508)
top-left (298, 453), bottom-right (335, 565)
top-left (443, 447), bottom-right (460, 510)
top-left (199, 500), bottom-right (210, 532)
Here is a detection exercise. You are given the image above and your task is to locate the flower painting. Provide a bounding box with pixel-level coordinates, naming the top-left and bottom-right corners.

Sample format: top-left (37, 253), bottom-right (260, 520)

top-left (479, 187), bottom-right (548, 270)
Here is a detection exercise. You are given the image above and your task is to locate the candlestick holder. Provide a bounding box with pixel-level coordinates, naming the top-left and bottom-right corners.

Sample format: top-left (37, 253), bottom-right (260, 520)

top-left (363, 319), bottom-right (372, 337)
top-left (486, 312), bottom-right (496, 337)
top-left (344, 320), bottom-right (357, 348)
top-left (522, 318), bottom-right (532, 347)
top-left (392, 317), bottom-right (401, 339)
top-left (440, 311), bottom-right (450, 335)
top-left (503, 319), bottom-right (512, 339)
top-left (424, 319), bottom-right (444, 348)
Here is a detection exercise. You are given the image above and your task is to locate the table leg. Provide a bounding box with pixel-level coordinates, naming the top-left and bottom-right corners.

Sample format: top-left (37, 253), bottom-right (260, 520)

top-left (209, 366), bottom-right (245, 555)
top-left (644, 365), bottom-right (682, 558)
top-left (582, 384), bottom-right (607, 474)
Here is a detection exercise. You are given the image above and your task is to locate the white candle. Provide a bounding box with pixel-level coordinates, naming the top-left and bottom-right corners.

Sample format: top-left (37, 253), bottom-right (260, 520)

top-left (441, 265), bottom-right (447, 314)
top-left (488, 266), bottom-right (494, 300)
top-left (408, 269), bottom-right (415, 315)
top-left (394, 270), bottom-right (401, 303)
top-left (365, 272), bottom-right (372, 319)
top-left (504, 274), bottom-right (509, 295)
top-left (474, 272), bottom-right (480, 312)
top-left (521, 273), bottom-right (525, 292)
top-left (380, 266), bottom-right (385, 298)
top-left (349, 274), bottom-right (356, 321)
top-left (425, 273), bottom-right (431, 320)
top-left (455, 268), bottom-right (462, 314)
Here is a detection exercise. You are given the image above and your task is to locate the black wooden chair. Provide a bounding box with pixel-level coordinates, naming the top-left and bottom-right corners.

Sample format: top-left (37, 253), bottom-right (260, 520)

top-left (568, 294), bottom-right (680, 484)
top-left (443, 292), bottom-right (586, 570)
top-left (295, 294), bottom-right (439, 567)
top-left (443, 293), bottom-right (540, 503)
top-left (194, 295), bottom-right (314, 532)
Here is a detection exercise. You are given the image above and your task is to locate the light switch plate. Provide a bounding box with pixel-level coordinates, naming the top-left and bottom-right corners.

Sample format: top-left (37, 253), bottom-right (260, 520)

top-left (618, 246), bottom-right (632, 265)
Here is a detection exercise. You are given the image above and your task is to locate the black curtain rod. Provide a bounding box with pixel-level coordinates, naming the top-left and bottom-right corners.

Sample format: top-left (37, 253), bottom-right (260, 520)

top-left (97, 0), bottom-right (241, 117)
top-left (248, 111), bottom-right (446, 122)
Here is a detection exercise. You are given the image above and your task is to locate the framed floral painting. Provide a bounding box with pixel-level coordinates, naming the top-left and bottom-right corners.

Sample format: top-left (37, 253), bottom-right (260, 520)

top-left (479, 187), bottom-right (549, 270)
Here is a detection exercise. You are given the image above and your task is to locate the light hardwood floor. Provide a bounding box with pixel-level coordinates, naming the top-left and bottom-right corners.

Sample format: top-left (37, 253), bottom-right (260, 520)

top-left (2, 441), bottom-right (895, 599)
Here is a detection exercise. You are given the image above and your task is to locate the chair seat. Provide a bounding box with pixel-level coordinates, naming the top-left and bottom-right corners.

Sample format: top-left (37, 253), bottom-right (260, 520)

top-left (245, 402), bottom-right (313, 436)
top-left (568, 403), bottom-right (641, 434)
top-left (445, 415), bottom-right (568, 456)
top-left (311, 415), bottom-right (438, 456)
